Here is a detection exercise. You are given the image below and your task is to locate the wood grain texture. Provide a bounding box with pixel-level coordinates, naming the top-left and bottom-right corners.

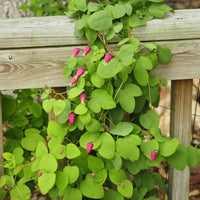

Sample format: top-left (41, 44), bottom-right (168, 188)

top-left (0, 9), bottom-right (199, 48)
top-left (169, 79), bottom-right (193, 200)
top-left (0, 40), bottom-right (199, 90)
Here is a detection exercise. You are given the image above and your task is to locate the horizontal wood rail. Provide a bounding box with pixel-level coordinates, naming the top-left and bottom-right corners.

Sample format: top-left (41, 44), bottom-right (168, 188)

top-left (0, 9), bottom-right (199, 90)
top-left (0, 9), bottom-right (200, 200)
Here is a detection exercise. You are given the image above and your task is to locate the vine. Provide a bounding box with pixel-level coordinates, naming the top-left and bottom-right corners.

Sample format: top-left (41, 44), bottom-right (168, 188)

top-left (1, 0), bottom-right (200, 200)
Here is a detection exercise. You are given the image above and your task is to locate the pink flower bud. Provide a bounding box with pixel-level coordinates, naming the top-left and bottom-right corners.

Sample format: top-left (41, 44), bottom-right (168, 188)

top-left (68, 113), bottom-right (76, 126)
top-left (9, 189), bottom-right (12, 194)
top-left (87, 142), bottom-right (94, 154)
top-left (46, 136), bottom-right (51, 142)
top-left (121, 183), bottom-right (125, 188)
top-left (105, 125), bottom-right (109, 131)
top-left (104, 54), bottom-right (112, 64)
top-left (79, 93), bottom-right (86, 103)
top-left (70, 76), bottom-right (78, 85)
top-left (38, 171), bottom-right (42, 177)
top-left (59, 149), bottom-right (63, 154)
top-left (75, 68), bottom-right (85, 78)
top-left (150, 151), bottom-right (157, 161)
top-left (83, 46), bottom-right (91, 56)
top-left (72, 48), bottom-right (80, 57)
top-left (31, 157), bottom-right (35, 162)
top-left (91, 173), bottom-right (95, 178)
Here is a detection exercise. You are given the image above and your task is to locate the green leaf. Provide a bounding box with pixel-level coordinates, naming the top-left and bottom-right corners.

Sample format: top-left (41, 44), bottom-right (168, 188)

top-left (118, 38), bottom-right (129, 46)
top-left (103, 189), bottom-right (124, 200)
top-left (110, 122), bottom-right (133, 136)
top-left (21, 134), bottom-right (45, 151)
top-left (125, 153), bottom-right (148, 175)
top-left (88, 10), bottom-right (112, 31)
top-left (134, 64), bottom-right (149, 86)
top-left (87, 155), bottom-right (104, 172)
top-left (149, 3), bottom-right (173, 19)
top-left (148, 0), bottom-right (164, 2)
top-left (80, 131), bottom-right (101, 150)
top-left (53, 99), bottom-right (66, 116)
top-left (98, 132), bottom-right (115, 159)
top-left (74, 104), bottom-right (88, 115)
top-left (2, 94), bottom-right (16, 121)
top-left (85, 118), bottom-right (102, 132)
top-left (113, 22), bottom-right (123, 33)
top-left (116, 137), bottom-right (140, 161)
top-left (109, 169), bottom-right (126, 185)
top-left (10, 184), bottom-right (31, 200)
top-left (159, 138), bottom-right (179, 157)
top-left (137, 56), bottom-right (153, 70)
top-left (129, 14), bottom-right (146, 28)
top-left (38, 172), bottom-right (56, 195)
top-left (112, 4), bottom-right (126, 19)
top-left (67, 57), bottom-right (77, 68)
top-left (141, 139), bottom-right (159, 159)
top-left (118, 84), bottom-right (142, 113)
top-left (51, 144), bottom-right (67, 159)
top-left (40, 154), bottom-right (57, 173)
top-left (75, 0), bottom-right (87, 12)
top-left (68, 87), bottom-right (84, 99)
top-left (97, 58), bottom-right (123, 79)
top-left (161, 78), bottom-right (168, 86)
top-left (63, 166), bottom-right (79, 184)
top-left (139, 110), bottom-right (160, 129)
top-left (117, 44), bottom-right (137, 66)
top-left (63, 187), bottom-right (82, 200)
top-left (56, 170), bottom-right (69, 191)
top-left (117, 179), bottom-right (133, 198)
top-left (88, 2), bottom-right (101, 13)
top-left (79, 112), bottom-right (92, 125)
top-left (106, 28), bottom-right (115, 41)
top-left (91, 72), bottom-right (105, 88)
top-left (158, 47), bottom-right (172, 63)
top-left (75, 16), bottom-right (87, 30)
top-left (42, 99), bottom-right (56, 113)
top-left (85, 27), bottom-right (97, 45)
top-left (29, 103), bottom-right (42, 118)
top-left (13, 147), bottom-right (24, 165)
top-left (63, 66), bottom-right (72, 77)
top-left (47, 120), bottom-right (63, 137)
top-left (57, 101), bottom-right (71, 124)
top-left (88, 89), bottom-right (116, 113)
top-left (36, 142), bottom-right (48, 159)
top-left (187, 146), bottom-right (199, 168)
top-left (111, 152), bottom-right (122, 172)
top-left (66, 143), bottom-right (81, 159)
top-left (9, 112), bottom-right (29, 128)
top-left (80, 179), bottom-right (104, 199)
top-left (166, 144), bottom-right (187, 170)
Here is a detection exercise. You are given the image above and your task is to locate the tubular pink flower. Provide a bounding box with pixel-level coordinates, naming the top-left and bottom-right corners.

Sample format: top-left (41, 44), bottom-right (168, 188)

top-left (79, 93), bottom-right (86, 103)
top-left (75, 68), bottom-right (85, 78)
top-left (91, 173), bottom-right (96, 178)
top-left (72, 48), bottom-right (80, 57)
top-left (150, 151), bottom-right (157, 161)
top-left (46, 136), bottom-right (51, 142)
top-left (87, 142), bottom-right (94, 154)
top-left (70, 76), bottom-right (78, 85)
top-left (68, 113), bottom-right (76, 126)
top-left (83, 46), bottom-right (91, 56)
top-left (105, 125), bottom-right (109, 131)
top-left (104, 53), bottom-right (112, 64)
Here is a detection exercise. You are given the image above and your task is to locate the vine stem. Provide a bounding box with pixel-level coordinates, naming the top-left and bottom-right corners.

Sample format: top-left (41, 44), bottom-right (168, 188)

top-left (114, 81), bottom-right (124, 100)
top-left (94, 31), bottom-right (116, 57)
top-left (148, 82), bottom-right (153, 109)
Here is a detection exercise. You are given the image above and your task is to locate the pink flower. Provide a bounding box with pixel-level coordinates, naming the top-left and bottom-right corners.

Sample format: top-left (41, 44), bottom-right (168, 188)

top-left (105, 125), bottom-right (109, 131)
top-left (91, 173), bottom-right (95, 178)
top-left (75, 68), bottom-right (85, 78)
top-left (150, 151), bottom-right (157, 161)
top-left (38, 171), bottom-right (42, 177)
top-left (31, 157), bottom-right (35, 162)
top-left (46, 136), bottom-right (51, 142)
top-left (68, 113), bottom-right (76, 126)
top-left (121, 183), bottom-right (125, 188)
top-left (70, 76), bottom-right (78, 85)
top-left (59, 149), bottom-right (63, 154)
top-left (79, 93), bottom-right (86, 103)
top-left (9, 189), bottom-right (12, 194)
top-left (72, 48), bottom-right (80, 57)
top-left (83, 46), bottom-right (91, 56)
top-left (87, 142), bottom-right (94, 154)
top-left (104, 54), bottom-right (112, 64)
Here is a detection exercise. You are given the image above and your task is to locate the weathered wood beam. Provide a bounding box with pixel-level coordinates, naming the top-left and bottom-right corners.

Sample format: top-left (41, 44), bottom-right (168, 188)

top-left (169, 79), bottom-right (193, 200)
top-left (0, 9), bottom-right (199, 49)
top-left (0, 39), bottom-right (199, 90)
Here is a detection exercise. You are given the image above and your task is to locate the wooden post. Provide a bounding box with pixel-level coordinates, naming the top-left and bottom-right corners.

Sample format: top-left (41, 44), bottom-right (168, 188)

top-left (0, 92), bottom-right (4, 175)
top-left (169, 79), bottom-right (193, 200)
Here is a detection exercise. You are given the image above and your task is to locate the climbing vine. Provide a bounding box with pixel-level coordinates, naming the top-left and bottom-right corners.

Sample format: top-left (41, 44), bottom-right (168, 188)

top-left (1, 0), bottom-right (200, 200)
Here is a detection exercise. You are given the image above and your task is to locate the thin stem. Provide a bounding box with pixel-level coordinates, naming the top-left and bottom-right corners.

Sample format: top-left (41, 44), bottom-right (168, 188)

top-left (105, 116), bottom-right (116, 127)
top-left (128, 28), bottom-right (131, 43)
top-left (97, 0), bottom-right (104, 9)
top-left (148, 82), bottom-right (153, 109)
top-left (114, 81), bottom-right (124, 100)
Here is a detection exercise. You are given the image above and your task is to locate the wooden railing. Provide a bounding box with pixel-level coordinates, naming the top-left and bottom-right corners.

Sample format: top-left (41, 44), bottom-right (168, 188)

top-left (0, 9), bottom-right (200, 200)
